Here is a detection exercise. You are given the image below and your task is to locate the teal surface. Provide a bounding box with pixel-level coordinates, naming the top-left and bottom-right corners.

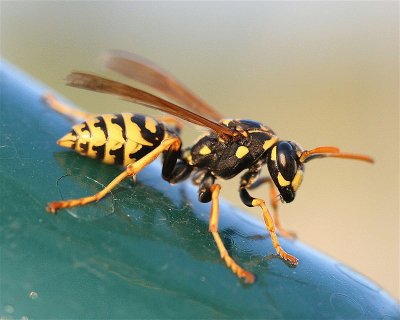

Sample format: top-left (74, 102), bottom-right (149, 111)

top-left (1, 61), bottom-right (399, 319)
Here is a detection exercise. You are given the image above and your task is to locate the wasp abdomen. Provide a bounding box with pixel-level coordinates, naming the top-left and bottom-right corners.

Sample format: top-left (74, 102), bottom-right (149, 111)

top-left (57, 113), bottom-right (165, 166)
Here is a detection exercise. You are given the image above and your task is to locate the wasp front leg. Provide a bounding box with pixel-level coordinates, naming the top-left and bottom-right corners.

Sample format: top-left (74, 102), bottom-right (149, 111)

top-left (248, 176), bottom-right (297, 239)
top-left (239, 173), bottom-right (298, 266)
top-left (47, 137), bottom-right (181, 213)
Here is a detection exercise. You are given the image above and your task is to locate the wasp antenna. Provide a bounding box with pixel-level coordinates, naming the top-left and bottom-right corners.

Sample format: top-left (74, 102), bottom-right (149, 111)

top-left (300, 146), bottom-right (374, 164)
top-left (317, 152), bottom-right (374, 164)
top-left (299, 146), bottom-right (340, 163)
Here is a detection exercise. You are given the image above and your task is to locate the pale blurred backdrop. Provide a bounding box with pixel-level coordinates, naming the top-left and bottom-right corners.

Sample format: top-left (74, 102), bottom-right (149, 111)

top-left (1, 2), bottom-right (398, 299)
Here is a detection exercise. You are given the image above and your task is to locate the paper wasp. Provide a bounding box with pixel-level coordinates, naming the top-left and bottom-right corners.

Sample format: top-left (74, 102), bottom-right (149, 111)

top-left (45, 51), bottom-right (374, 283)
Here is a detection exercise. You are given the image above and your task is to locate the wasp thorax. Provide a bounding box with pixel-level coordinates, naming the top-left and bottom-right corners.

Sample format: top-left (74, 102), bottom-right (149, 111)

top-left (267, 141), bottom-right (304, 203)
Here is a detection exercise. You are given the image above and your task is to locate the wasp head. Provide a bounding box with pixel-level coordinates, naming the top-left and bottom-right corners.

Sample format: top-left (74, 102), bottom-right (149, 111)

top-left (266, 141), bottom-right (304, 203)
top-left (266, 141), bottom-right (374, 203)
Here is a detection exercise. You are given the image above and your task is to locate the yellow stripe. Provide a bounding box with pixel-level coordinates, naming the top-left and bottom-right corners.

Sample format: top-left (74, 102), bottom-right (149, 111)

top-left (292, 170), bottom-right (303, 192)
top-left (182, 149), bottom-right (193, 165)
top-left (277, 172), bottom-right (290, 187)
top-left (123, 140), bottom-right (142, 166)
top-left (263, 137), bottom-right (277, 151)
top-left (86, 117), bottom-right (107, 159)
top-left (101, 115), bottom-right (125, 164)
top-left (72, 122), bottom-right (90, 154)
top-left (271, 146), bottom-right (277, 161)
top-left (145, 116), bottom-right (158, 133)
top-left (122, 113), bottom-right (154, 146)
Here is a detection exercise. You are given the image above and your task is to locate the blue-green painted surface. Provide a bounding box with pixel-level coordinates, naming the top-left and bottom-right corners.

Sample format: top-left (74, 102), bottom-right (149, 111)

top-left (0, 61), bottom-right (399, 319)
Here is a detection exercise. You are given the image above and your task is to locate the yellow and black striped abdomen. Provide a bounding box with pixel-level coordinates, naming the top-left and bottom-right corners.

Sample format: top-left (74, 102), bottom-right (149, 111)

top-left (57, 113), bottom-right (165, 166)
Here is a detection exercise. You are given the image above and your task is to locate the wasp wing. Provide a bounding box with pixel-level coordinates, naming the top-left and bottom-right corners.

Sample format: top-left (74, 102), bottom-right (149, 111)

top-left (65, 72), bottom-right (236, 137)
top-left (102, 50), bottom-right (223, 121)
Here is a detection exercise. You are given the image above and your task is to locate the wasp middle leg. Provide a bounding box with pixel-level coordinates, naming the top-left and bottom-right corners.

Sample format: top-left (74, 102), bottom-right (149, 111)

top-left (47, 137), bottom-right (181, 213)
top-left (197, 174), bottom-right (255, 283)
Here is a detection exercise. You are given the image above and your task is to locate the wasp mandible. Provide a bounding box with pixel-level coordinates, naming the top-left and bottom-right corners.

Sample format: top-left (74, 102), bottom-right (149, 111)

top-left (45, 51), bottom-right (374, 283)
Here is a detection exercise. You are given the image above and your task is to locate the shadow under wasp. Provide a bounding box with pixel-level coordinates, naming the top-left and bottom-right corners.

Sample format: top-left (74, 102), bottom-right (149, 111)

top-left (44, 50), bottom-right (374, 283)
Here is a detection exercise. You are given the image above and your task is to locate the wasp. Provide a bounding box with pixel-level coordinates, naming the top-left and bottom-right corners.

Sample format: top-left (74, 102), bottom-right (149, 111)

top-left (45, 51), bottom-right (374, 283)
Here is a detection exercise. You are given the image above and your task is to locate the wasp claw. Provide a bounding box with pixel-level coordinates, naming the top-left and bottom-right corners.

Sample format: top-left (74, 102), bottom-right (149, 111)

top-left (46, 202), bottom-right (59, 214)
top-left (285, 254), bottom-right (299, 266)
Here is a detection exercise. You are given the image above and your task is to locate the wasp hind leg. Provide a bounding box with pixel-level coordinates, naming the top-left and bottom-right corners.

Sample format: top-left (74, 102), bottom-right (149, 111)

top-left (43, 93), bottom-right (97, 121)
top-left (206, 183), bottom-right (255, 284)
top-left (47, 137), bottom-right (181, 213)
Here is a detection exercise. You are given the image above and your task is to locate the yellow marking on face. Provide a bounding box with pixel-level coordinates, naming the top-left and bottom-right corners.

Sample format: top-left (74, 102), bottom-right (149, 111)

top-left (271, 146), bottom-right (277, 161)
top-left (277, 172), bottom-right (290, 187)
top-left (263, 137), bottom-right (277, 151)
top-left (291, 170), bottom-right (303, 192)
top-left (145, 117), bottom-right (157, 133)
top-left (236, 146), bottom-right (249, 159)
top-left (199, 145), bottom-right (212, 155)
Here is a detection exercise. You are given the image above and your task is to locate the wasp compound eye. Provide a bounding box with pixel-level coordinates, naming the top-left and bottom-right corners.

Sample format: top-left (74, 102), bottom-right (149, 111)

top-left (277, 141), bottom-right (298, 181)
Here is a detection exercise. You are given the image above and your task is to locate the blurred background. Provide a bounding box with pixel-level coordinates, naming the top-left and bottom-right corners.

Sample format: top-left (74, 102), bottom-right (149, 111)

top-left (1, 2), bottom-right (398, 300)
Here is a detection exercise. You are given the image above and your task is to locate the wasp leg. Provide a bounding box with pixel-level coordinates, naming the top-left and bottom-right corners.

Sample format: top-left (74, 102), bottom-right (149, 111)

top-left (47, 137), bottom-right (181, 213)
top-left (266, 180), bottom-right (297, 239)
top-left (208, 184), bottom-right (255, 284)
top-left (161, 142), bottom-right (193, 184)
top-left (247, 175), bottom-right (297, 239)
top-left (163, 160), bottom-right (193, 184)
top-left (42, 93), bottom-right (98, 121)
top-left (239, 186), bottom-right (299, 266)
